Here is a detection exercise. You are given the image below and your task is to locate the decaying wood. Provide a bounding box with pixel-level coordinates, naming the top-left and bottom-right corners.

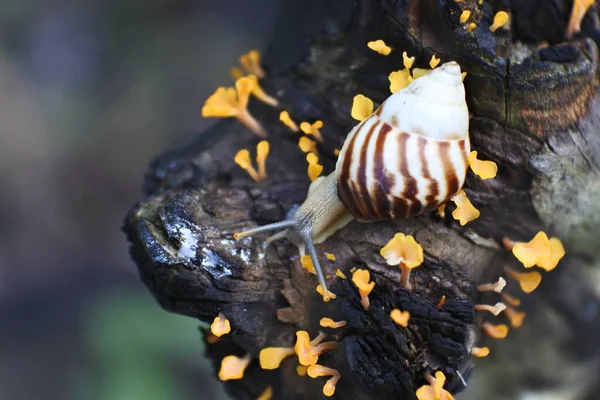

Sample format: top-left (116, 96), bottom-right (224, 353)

top-left (124, 0), bottom-right (600, 399)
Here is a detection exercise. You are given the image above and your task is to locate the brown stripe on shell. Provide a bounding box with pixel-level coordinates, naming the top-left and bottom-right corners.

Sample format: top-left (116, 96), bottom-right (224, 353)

top-left (397, 132), bottom-right (421, 217)
top-left (356, 120), bottom-right (381, 219)
top-left (372, 122), bottom-right (393, 218)
top-left (417, 136), bottom-right (439, 212)
top-left (438, 141), bottom-right (459, 200)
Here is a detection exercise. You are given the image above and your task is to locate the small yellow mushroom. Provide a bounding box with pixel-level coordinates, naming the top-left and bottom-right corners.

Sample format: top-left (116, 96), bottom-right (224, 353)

top-left (352, 269), bottom-right (375, 310)
top-left (502, 292), bottom-right (521, 307)
top-left (294, 331), bottom-right (338, 366)
top-left (234, 150), bottom-right (261, 182)
top-left (206, 332), bottom-right (221, 344)
top-left (300, 121), bottom-right (324, 142)
top-left (412, 68), bottom-right (431, 80)
top-left (218, 354), bottom-right (252, 381)
top-left (335, 269), bottom-right (347, 279)
top-left (511, 231), bottom-right (565, 271)
top-left (259, 347), bottom-right (295, 370)
top-left (505, 268), bottom-right (542, 293)
top-left (325, 253), bottom-right (336, 261)
top-left (468, 151), bottom-right (498, 179)
top-left (389, 69), bottom-right (413, 93)
top-left (467, 22), bottom-right (477, 32)
top-left (351, 94), bottom-right (374, 121)
top-left (567, 0), bottom-right (594, 38)
top-left (504, 306), bottom-right (526, 328)
top-left (307, 364), bottom-right (341, 397)
top-left (320, 318), bottom-right (347, 329)
top-left (416, 371), bottom-right (455, 400)
top-left (490, 11), bottom-right (509, 32)
top-left (402, 51), bottom-right (415, 69)
top-left (474, 302), bottom-right (507, 316)
top-left (390, 309), bottom-right (410, 327)
top-left (297, 365), bottom-right (308, 376)
top-left (482, 322), bottom-right (509, 339)
top-left (437, 204), bottom-right (446, 218)
top-left (477, 277), bottom-right (507, 293)
top-left (306, 152), bottom-right (324, 182)
top-left (437, 295), bottom-right (446, 309)
top-left (234, 141), bottom-right (270, 182)
top-left (256, 140), bottom-right (269, 180)
top-left (367, 39), bottom-right (392, 55)
top-left (230, 66), bottom-right (245, 80)
top-left (239, 49), bottom-right (265, 78)
top-left (210, 312), bottom-right (231, 337)
top-left (316, 285), bottom-right (337, 301)
top-left (471, 347), bottom-right (490, 358)
top-left (334, 148), bottom-right (340, 156)
top-left (461, 71), bottom-right (467, 81)
top-left (429, 55), bottom-right (440, 69)
top-left (257, 386), bottom-right (273, 400)
top-left (298, 136), bottom-right (317, 154)
top-left (380, 233), bottom-right (424, 288)
top-left (246, 74), bottom-right (279, 107)
top-left (280, 111), bottom-right (299, 132)
top-left (301, 254), bottom-right (317, 274)
top-left (460, 10), bottom-right (471, 23)
top-left (450, 189), bottom-right (480, 226)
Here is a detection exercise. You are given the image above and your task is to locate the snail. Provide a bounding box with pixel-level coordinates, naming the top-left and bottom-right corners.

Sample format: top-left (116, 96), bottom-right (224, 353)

top-left (234, 61), bottom-right (470, 299)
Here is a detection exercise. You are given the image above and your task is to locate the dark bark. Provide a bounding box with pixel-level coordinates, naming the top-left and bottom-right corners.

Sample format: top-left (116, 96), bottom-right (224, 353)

top-left (124, 0), bottom-right (600, 399)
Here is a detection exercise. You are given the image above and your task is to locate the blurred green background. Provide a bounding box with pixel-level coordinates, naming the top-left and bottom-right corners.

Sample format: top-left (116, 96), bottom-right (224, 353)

top-left (0, 1), bottom-right (280, 399)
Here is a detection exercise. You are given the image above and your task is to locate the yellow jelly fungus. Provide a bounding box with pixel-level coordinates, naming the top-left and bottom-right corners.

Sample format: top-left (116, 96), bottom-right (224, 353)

top-left (471, 347), bottom-right (490, 358)
top-left (246, 74), bottom-right (279, 107)
top-left (467, 22), bottom-right (477, 32)
top-left (334, 148), bottom-right (340, 156)
top-left (416, 371), bottom-right (455, 400)
top-left (352, 269), bottom-right (375, 310)
top-left (202, 79), bottom-right (266, 138)
top-left (300, 121), bottom-right (324, 142)
top-left (429, 55), bottom-right (440, 69)
top-left (351, 94), bottom-right (374, 121)
top-left (412, 68), bottom-right (431, 80)
top-left (367, 39), bottom-right (392, 55)
top-left (460, 10), bottom-right (471, 23)
top-left (306, 152), bottom-right (324, 182)
top-left (239, 49), bottom-right (265, 78)
top-left (504, 306), bottom-right (526, 328)
top-left (256, 140), bottom-right (269, 180)
top-left (468, 151), bottom-right (498, 179)
top-left (390, 309), bottom-right (410, 327)
top-left (235, 150), bottom-right (261, 182)
top-left (474, 302), bottom-right (507, 316)
top-left (461, 71), bottom-right (467, 81)
top-left (280, 111), bottom-right (299, 132)
top-left (336, 269), bottom-right (347, 279)
top-left (298, 136), bottom-right (317, 153)
top-left (451, 189), bottom-right (480, 226)
top-left (511, 231), bottom-right (565, 271)
top-left (294, 331), bottom-right (337, 366)
top-left (257, 386), bottom-right (273, 400)
top-left (325, 253), bottom-right (336, 261)
top-left (297, 365), bottom-right (308, 376)
top-left (568, 0), bottom-right (595, 38)
top-left (301, 254), bottom-right (317, 274)
top-left (502, 292), bottom-right (521, 307)
top-left (206, 332), bottom-right (221, 344)
top-left (320, 318), bottom-right (347, 329)
top-left (380, 233), bottom-right (424, 288)
top-left (437, 204), bottom-right (446, 218)
top-left (437, 295), bottom-right (446, 309)
top-left (316, 285), bottom-right (337, 301)
top-left (230, 66), bottom-right (245, 80)
top-left (307, 365), bottom-right (341, 397)
top-left (389, 69), bottom-right (413, 93)
top-left (402, 51), bottom-right (415, 69)
top-left (259, 347), bottom-right (295, 370)
top-left (505, 269), bottom-right (542, 293)
top-left (477, 277), bottom-right (507, 293)
top-left (490, 11), bottom-right (509, 32)
top-left (350, 267), bottom-right (357, 273)
top-left (482, 322), bottom-right (509, 339)
top-left (210, 312), bottom-right (231, 337)
top-left (218, 354), bottom-right (252, 381)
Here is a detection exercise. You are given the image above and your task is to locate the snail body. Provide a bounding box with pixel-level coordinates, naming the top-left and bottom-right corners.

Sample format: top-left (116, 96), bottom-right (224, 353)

top-left (234, 62), bottom-right (470, 298)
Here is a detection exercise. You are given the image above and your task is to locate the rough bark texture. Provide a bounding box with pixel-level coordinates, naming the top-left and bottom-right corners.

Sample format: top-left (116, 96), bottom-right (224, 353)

top-left (124, 0), bottom-right (600, 399)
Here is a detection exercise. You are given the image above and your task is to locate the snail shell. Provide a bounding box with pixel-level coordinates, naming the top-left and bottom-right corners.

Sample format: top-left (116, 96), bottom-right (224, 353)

top-left (336, 61), bottom-right (470, 220)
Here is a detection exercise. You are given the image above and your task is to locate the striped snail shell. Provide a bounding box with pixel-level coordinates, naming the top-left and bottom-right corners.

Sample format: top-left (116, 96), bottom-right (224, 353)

top-left (336, 61), bottom-right (470, 221)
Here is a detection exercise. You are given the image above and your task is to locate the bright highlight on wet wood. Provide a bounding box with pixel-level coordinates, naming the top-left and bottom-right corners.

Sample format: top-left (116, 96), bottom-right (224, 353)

top-left (471, 347), bottom-right (490, 358)
top-left (482, 322), bottom-right (509, 339)
top-left (389, 69), bottom-right (413, 93)
top-left (300, 121), bottom-right (324, 142)
top-left (490, 11), bottom-right (509, 32)
top-left (380, 233), bottom-right (424, 288)
top-left (218, 354), bottom-right (252, 381)
top-left (234, 141), bottom-right (269, 181)
top-left (351, 94), bottom-right (374, 121)
top-left (505, 269), bottom-right (542, 293)
top-left (402, 51), bottom-right (415, 69)
top-left (210, 312), bottom-right (231, 337)
top-left (460, 10), bottom-right (471, 23)
top-left (239, 49), bottom-right (265, 78)
top-left (320, 317), bottom-right (347, 328)
top-left (307, 364), bottom-right (341, 397)
top-left (510, 231), bottom-right (565, 271)
top-left (306, 152), bottom-right (324, 182)
top-left (390, 309), bottom-right (410, 327)
top-left (280, 111), bottom-right (299, 132)
top-left (468, 151), bottom-right (498, 179)
top-left (259, 347), bottom-right (295, 369)
top-left (352, 268), bottom-right (375, 310)
top-left (451, 189), bottom-right (480, 226)
top-left (416, 371), bottom-right (454, 400)
top-left (429, 55), bottom-right (440, 69)
top-left (567, 0), bottom-right (594, 38)
top-left (367, 39), bottom-right (392, 55)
